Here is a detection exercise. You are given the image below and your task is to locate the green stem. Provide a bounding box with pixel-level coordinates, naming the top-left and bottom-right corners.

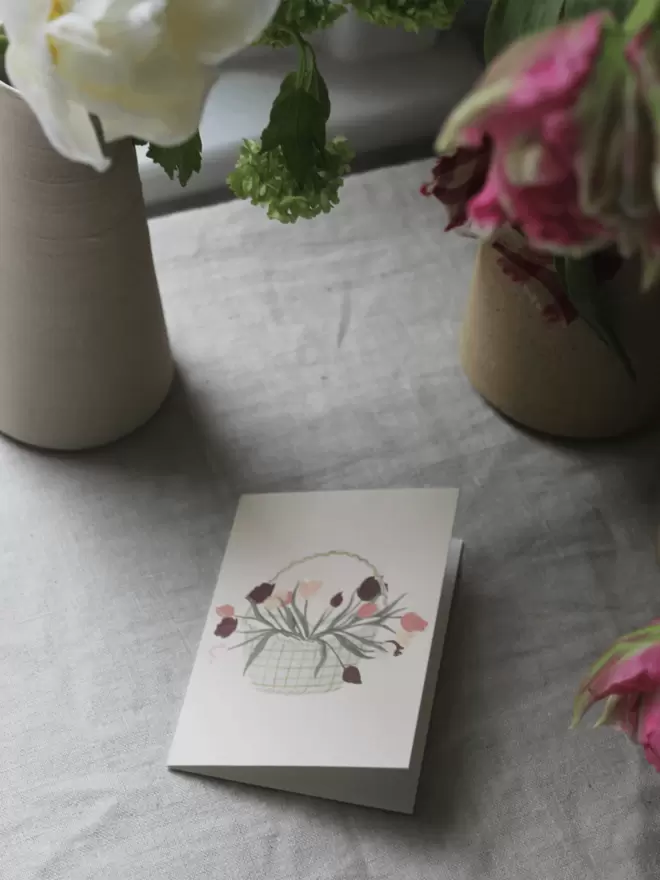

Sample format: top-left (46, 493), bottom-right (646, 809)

top-left (322, 638), bottom-right (347, 669)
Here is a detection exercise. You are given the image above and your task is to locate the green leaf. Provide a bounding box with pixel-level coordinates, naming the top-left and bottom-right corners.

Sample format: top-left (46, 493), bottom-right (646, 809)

top-left (484, 0), bottom-right (565, 63)
top-left (261, 72), bottom-right (327, 188)
top-left (371, 594), bottom-right (407, 621)
top-left (281, 605), bottom-right (302, 636)
top-left (559, 255), bottom-right (636, 379)
top-left (562, 0), bottom-right (637, 24)
top-left (243, 633), bottom-right (275, 675)
top-left (314, 640), bottom-right (328, 677)
top-left (146, 131), bottom-right (202, 187)
top-left (309, 65), bottom-right (331, 122)
top-left (229, 631), bottom-right (273, 650)
top-left (339, 631), bottom-right (388, 652)
top-left (331, 633), bottom-right (374, 659)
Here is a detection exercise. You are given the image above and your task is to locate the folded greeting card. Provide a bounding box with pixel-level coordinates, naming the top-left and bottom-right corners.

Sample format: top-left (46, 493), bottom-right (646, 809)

top-left (169, 489), bottom-right (462, 813)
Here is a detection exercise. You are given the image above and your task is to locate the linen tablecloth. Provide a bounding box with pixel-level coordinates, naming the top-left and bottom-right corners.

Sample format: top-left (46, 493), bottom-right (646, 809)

top-left (3, 160), bottom-right (660, 880)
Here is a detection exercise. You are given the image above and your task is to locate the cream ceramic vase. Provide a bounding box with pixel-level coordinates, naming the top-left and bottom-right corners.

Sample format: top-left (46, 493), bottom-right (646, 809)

top-left (0, 79), bottom-right (173, 451)
top-left (462, 242), bottom-right (660, 439)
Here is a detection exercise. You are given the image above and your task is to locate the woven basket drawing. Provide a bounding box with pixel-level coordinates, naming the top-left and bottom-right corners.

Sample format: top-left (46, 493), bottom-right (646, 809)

top-left (244, 551), bottom-right (384, 695)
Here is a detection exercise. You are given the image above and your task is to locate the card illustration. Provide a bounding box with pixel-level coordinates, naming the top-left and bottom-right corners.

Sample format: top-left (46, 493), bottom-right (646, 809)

top-left (212, 550), bottom-right (429, 695)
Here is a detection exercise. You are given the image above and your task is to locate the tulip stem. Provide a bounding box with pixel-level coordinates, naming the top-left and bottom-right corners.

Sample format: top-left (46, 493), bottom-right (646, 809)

top-left (322, 639), bottom-right (346, 670)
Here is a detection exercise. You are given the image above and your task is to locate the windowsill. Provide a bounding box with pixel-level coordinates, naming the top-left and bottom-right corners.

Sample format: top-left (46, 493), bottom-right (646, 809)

top-left (138, 33), bottom-right (481, 212)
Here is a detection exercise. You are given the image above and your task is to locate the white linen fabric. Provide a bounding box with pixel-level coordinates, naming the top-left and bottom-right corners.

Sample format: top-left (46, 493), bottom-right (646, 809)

top-left (2, 160), bottom-right (660, 879)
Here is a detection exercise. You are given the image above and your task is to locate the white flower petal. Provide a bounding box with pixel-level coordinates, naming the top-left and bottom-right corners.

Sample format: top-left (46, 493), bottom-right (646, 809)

top-left (168, 0), bottom-right (281, 64)
top-left (55, 36), bottom-right (210, 144)
top-left (2, 0), bottom-right (279, 169)
top-left (0, 0), bottom-right (51, 40)
top-left (5, 42), bottom-right (109, 171)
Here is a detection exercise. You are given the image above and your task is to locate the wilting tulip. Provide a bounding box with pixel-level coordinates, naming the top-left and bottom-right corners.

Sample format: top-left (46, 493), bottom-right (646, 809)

top-left (573, 622), bottom-right (660, 771)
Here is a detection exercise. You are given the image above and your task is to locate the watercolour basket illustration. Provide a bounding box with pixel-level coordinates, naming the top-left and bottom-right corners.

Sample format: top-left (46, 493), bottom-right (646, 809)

top-left (212, 550), bottom-right (429, 695)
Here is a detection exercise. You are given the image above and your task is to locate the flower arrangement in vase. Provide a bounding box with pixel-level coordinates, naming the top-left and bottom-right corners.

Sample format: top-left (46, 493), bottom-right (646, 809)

top-left (422, 0), bottom-right (660, 438)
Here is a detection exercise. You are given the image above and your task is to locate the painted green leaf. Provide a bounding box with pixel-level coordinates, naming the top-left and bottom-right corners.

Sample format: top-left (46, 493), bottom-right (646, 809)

top-left (484, 0), bottom-right (565, 63)
top-left (289, 597), bottom-right (310, 638)
top-left (314, 641), bottom-right (328, 677)
top-left (332, 633), bottom-right (374, 659)
top-left (559, 255), bottom-right (635, 379)
top-left (229, 631), bottom-right (272, 651)
top-left (339, 631), bottom-right (387, 652)
top-left (243, 633), bottom-right (275, 675)
top-left (281, 605), bottom-right (302, 636)
top-left (372, 594), bottom-right (407, 620)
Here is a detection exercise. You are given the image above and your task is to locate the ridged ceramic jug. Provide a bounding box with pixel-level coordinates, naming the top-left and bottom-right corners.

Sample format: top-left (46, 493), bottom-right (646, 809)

top-left (462, 242), bottom-right (660, 438)
top-left (0, 79), bottom-right (173, 451)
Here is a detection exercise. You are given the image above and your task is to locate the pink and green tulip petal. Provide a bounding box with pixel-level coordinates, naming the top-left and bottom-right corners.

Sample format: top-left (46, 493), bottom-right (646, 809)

top-left (573, 641), bottom-right (660, 726)
top-left (627, 27), bottom-right (660, 214)
top-left (593, 693), bottom-right (640, 740)
top-left (639, 688), bottom-right (660, 770)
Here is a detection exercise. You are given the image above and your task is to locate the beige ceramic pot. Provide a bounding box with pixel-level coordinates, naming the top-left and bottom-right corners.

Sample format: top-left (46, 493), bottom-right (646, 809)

top-left (0, 79), bottom-right (173, 451)
top-left (461, 242), bottom-right (660, 439)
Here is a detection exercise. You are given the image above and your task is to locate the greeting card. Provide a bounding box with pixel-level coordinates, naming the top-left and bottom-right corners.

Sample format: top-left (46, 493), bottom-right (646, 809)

top-left (169, 489), bottom-right (461, 813)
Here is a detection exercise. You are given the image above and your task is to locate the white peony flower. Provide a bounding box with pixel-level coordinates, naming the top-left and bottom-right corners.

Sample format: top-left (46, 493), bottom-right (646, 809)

top-left (0, 0), bottom-right (279, 171)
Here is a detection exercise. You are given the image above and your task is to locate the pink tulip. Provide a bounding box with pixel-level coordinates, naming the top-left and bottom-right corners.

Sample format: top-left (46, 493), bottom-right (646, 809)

top-left (215, 604), bottom-right (235, 618)
top-left (434, 14), bottom-right (611, 256)
top-left (573, 623), bottom-right (660, 771)
top-left (299, 580), bottom-right (322, 599)
top-left (356, 603), bottom-right (378, 619)
top-left (430, 11), bottom-right (660, 279)
top-left (400, 612), bottom-right (428, 633)
top-left (282, 590), bottom-right (294, 605)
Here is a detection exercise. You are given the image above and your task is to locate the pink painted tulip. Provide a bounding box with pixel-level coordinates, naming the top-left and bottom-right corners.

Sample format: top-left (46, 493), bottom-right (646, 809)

top-left (400, 612), bottom-right (428, 633)
top-left (356, 602), bottom-right (378, 619)
top-left (216, 604), bottom-right (235, 618)
top-left (299, 580), bottom-right (322, 599)
top-left (573, 622), bottom-right (660, 771)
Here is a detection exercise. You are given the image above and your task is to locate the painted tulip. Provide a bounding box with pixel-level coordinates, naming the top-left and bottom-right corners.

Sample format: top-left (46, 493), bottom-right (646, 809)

top-left (356, 602), bottom-right (378, 619)
top-left (215, 604), bottom-right (235, 618)
top-left (400, 612), bottom-right (428, 633)
top-left (330, 592), bottom-right (343, 608)
top-left (342, 665), bottom-right (362, 685)
top-left (214, 617), bottom-right (237, 638)
top-left (247, 582), bottom-right (275, 604)
top-left (1, 0), bottom-right (280, 171)
top-left (393, 628), bottom-right (413, 649)
top-left (357, 576), bottom-right (381, 602)
top-left (299, 580), bottom-right (322, 599)
top-left (573, 622), bottom-right (660, 771)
